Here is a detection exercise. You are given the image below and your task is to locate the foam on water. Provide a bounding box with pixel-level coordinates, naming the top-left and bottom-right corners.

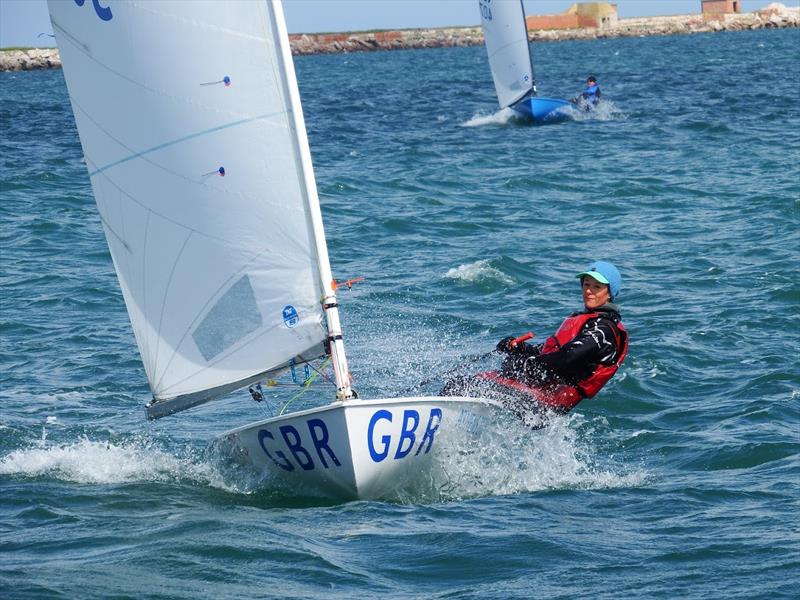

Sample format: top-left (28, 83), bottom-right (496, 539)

top-left (0, 410), bottom-right (643, 505)
top-left (461, 99), bottom-right (624, 127)
top-left (0, 434), bottom-right (245, 493)
top-left (461, 107), bottom-right (519, 127)
top-left (568, 99), bottom-right (626, 121)
top-left (396, 409), bottom-right (647, 503)
top-left (204, 404), bottom-right (647, 504)
top-left (444, 259), bottom-right (514, 286)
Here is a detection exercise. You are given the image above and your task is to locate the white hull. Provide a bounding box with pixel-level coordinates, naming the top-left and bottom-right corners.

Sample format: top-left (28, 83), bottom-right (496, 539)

top-left (220, 396), bottom-right (506, 500)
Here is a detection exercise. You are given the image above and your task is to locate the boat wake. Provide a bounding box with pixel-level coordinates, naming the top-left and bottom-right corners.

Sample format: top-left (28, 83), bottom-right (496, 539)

top-left (1, 411), bottom-right (646, 505)
top-left (569, 99), bottom-right (626, 121)
top-left (401, 410), bottom-right (646, 503)
top-left (0, 433), bottom-right (241, 492)
top-left (461, 107), bottom-right (521, 127)
top-left (1, 436), bottom-right (176, 482)
top-left (461, 99), bottom-right (624, 127)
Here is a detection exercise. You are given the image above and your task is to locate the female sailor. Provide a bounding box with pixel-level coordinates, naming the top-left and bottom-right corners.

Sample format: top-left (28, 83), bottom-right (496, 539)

top-left (442, 261), bottom-right (628, 417)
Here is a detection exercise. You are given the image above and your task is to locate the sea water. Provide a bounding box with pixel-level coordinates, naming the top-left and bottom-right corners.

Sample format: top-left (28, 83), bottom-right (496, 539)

top-left (2, 29), bottom-right (798, 598)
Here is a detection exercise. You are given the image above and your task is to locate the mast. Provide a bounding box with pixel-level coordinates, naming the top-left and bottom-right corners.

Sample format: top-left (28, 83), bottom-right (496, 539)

top-left (519, 0), bottom-right (537, 96)
top-left (270, 0), bottom-right (354, 400)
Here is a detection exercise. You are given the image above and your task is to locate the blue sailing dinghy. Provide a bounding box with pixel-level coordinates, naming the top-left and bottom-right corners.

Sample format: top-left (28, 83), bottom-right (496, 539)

top-left (478, 0), bottom-right (571, 123)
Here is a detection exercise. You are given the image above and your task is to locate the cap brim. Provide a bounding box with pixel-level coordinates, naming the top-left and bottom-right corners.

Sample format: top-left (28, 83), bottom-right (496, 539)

top-left (576, 271), bottom-right (610, 285)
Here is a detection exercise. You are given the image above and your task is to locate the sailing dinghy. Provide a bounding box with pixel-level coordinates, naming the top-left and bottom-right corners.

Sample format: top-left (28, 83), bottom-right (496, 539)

top-left (49, 0), bottom-right (505, 500)
top-left (478, 0), bottom-right (571, 122)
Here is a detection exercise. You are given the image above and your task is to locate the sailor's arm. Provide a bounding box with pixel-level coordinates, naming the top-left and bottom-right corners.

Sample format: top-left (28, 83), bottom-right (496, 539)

top-left (523, 319), bottom-right (618, 380)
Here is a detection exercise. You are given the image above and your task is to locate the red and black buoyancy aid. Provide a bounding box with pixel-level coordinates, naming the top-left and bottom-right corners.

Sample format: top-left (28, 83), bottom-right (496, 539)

top-left (540, 311), bottom-right (628, 400)
top-left (475, 312), bottom-right (628, 412)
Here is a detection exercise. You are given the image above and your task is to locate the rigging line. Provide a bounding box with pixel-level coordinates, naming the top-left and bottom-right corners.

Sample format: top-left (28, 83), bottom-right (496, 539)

top-left (81, 151), bottom-right (233, 246)
top-left (51, 27), bottom-right (287, 180)
top-left (306, 358), bottom-right (334, 384)
top-left (252, 381), bottom-right (328, 389)
top-left (88, 112), bottom-right (285, 178)
top-left (294, 355), bottom-right (334, 385)
top-left (52, 18), bottom-right (169, 98)
top-left (67, 97), bottom-right (280, 189)
top-left (141, 209), bottom-right (154, 379)
top-left (151, 230), bottom-right (194, 391)
top-left (151, 263), bottom-right (319, 394)
top-left (51, 17), bottom-right (268, 115)
top-left (278, 361), bottom-right (328, 416)
top-left (155, 327), bottom-right (326, 398)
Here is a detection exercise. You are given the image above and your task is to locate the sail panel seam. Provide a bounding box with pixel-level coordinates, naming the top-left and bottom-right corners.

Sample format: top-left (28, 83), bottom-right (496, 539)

top-left (88, 112), bottom-right (285, 177)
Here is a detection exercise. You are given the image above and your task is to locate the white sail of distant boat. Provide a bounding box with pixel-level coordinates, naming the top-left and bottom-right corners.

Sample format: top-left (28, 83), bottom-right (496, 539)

top-left (478, 0), bottom-right (570, 122)
top-left (479, 0), bottom-right (535, 108)
top-left (49, 0), bottom-right (504, 500)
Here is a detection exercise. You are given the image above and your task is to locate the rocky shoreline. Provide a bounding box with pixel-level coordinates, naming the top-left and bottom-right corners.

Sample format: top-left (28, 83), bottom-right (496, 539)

top-left (2, 4), bottom-right (797, 71)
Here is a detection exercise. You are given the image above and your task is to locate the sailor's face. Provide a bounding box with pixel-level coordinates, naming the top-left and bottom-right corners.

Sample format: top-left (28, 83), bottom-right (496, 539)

top-left (582, 277), bottom-right (610, 310)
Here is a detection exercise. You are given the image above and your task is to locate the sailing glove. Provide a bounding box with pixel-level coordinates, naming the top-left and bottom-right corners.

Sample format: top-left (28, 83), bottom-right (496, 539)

top-left (496, 336), bottom-right (522, 354)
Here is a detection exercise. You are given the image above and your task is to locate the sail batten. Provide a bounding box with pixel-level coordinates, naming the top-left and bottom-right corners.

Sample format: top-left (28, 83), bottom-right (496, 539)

top-left (479, 0), bottom-right (535, 109)
top-left (49, 0), bottom-right (345, 417)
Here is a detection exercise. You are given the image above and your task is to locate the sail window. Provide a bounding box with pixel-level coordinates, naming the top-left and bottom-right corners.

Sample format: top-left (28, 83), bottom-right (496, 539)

top-left (192, 275), bottom-right (263, 361)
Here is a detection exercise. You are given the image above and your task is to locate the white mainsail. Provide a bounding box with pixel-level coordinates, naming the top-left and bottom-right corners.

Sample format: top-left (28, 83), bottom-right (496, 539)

top-left (48, 0), bottom-right (352, 418)
top-left (478, 0), bottom-right (535, 108)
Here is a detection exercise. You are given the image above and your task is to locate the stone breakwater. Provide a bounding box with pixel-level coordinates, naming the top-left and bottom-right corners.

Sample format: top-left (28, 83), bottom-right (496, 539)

top-left (2, 5), bottom-right (797, 71)
top-left (289, 5), bottom-right (800, 54)
top-left (0, 48), bottom-right (61, 71)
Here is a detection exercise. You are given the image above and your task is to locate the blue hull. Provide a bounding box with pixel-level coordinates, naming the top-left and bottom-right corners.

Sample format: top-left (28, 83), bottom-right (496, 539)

top-left (510, 96), bottom-right (571, 123)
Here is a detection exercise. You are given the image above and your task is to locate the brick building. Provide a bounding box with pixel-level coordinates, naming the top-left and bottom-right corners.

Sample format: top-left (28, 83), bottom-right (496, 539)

top-left (525, 2), bottom-right (618, 31)
top-left (701, 0), bottom-right (742, 15)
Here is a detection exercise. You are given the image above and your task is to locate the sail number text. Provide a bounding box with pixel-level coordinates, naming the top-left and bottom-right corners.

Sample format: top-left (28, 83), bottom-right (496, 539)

top-left (256, 407), bottom-right (443, 471)
top-left (479, 0), bottom-right (492, 21)
top-left (73, 0), bottom-right (113, 22)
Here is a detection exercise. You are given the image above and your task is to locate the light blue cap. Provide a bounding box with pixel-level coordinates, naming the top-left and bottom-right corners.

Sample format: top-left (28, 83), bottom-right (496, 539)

top-left (576, 261), bottom-right (621, 299)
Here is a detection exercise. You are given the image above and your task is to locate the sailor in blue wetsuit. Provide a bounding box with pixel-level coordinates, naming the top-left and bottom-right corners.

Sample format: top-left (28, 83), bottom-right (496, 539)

top-left (572, 75), bottom-right (601, 109)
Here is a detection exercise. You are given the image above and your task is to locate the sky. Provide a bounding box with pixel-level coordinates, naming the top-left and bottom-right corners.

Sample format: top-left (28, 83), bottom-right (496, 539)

top-left (1, 0), bottom-right (796, 48)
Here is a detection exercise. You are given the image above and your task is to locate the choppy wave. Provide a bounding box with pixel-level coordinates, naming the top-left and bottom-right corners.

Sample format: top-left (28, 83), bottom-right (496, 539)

top-left (444, 259), bottom-right (514, 286)
top-left (3, 27), bottom-right (800, 600)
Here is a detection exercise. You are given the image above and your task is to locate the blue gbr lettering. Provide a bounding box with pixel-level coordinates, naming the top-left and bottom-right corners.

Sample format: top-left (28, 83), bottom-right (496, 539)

top-left (256, 418), bottom-right (341, 472)
top-left (368, 410), bottom-right (393, 462)
top-left (74, 0), bottom-right (113, 22)
top-left (257, 429), bottom-right (294, 471)
top-left (416, 408), bottom-right (442, 456)
top-left (367, 408), bottom-right (443, 463)
top-left (394, 410), bottom-right (419, 459)
top-left (280, 425), bottom-right (314, 471)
